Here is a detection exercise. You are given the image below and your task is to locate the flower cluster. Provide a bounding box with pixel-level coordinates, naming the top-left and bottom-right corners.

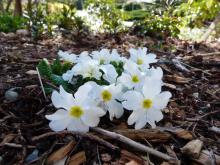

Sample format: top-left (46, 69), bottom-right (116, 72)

top-left (46, 48), bottom-right (172, 132)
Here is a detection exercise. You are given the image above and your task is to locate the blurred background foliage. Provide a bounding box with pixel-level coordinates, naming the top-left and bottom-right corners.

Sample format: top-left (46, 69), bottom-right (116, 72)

top-left (0, 0), bottom-right (219, 41)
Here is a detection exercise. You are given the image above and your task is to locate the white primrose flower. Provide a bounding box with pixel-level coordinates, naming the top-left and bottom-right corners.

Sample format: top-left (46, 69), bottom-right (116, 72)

top-left (58, 50), bottom-right (77, 63)
top-left (110, 49), bottom-right (126, 62)
top-left (72, 59), bottom-right (102, 80)
top-left (46, 85), bottom-right (105, 132)
top-left (129, 47), bottom-right (157, 71)
top-left (92, 49), bottom-right (111, 65)
top-left (76, 51), bottom-right (91, 63)
top-left (90, 82), bottom-right (124, 120)
top-left (122, 78), bottom-right (172, 129)
top-left (100, 64), bottom-right (118, 84)
top-left (118, 60), bottom-right (145, 90)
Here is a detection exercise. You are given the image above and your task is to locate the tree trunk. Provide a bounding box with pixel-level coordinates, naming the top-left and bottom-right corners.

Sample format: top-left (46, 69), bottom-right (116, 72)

top-left (0, 0), bottom-right (4, 12)
top-left (6, 0), bottom-right (13, 12)
top-left (14, 0), bottom-right (22, 16)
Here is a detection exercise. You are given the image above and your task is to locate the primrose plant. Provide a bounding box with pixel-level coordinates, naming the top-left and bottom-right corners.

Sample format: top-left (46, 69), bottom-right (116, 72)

top-left (37, 47), bottom-right (172, 132)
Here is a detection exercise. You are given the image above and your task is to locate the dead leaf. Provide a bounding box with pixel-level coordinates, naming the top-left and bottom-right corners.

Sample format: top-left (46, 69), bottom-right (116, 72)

top-left (0, 134), bottom-right (17, 146)
top-left (68, 151), bottom-right (86, 165)
top-left (46, 141), bottom-right (76, 165)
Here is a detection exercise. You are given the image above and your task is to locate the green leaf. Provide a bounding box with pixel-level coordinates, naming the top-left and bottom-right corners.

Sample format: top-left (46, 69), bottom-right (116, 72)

top-left (61, 62), bottom-right (72, 73)
top-left (37, 59), bottom-right (52, 78)
top-left (51, 58), bottom-right (62, 75)
top-left (50, 74), bottom-right (72, 92)
top-left (206, 0), bottom-right (214, 9)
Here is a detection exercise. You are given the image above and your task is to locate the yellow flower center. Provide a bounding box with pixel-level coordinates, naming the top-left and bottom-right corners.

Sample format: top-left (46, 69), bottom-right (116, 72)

top-left (100, 58), bottom-right (105, 65)
top-left (69, 106), bottom-right (84, 118)
top-left (137, 58), bottom-right (143, 65)
top-left (101, 90), bottom-right (112, 102)
top-left (142, 99), bottom-right (153, 109)
top-left (132, 75), bottom-right (139, 83)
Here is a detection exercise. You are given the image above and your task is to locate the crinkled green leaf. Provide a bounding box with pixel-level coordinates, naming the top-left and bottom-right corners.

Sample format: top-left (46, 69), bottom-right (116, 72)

top-left (37, 59), bottom-right (52, 78)
top-left (51, 58), bottom-right (62, 75)
top-left (50, 74), bottom-right (73, 92)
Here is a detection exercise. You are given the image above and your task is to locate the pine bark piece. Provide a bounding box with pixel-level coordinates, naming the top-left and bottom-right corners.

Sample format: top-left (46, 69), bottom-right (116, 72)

top-left (181, 139), bottom-right (203, 159)
top-left (68, 151), bottom-right (86, 165)
top-left (46, 140), bottom-right (76, 165)
top-left (192, 150), bottom-right (220, 165)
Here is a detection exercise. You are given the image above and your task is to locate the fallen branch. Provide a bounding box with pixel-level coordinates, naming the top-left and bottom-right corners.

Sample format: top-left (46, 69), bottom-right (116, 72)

top-left (31, 131), bottom-right (119, 151)
top-left (91, 127), bottom-right (179, 164)
top-left (3, 143), bottom-right (35, 149)
top-left (112, 129), bottom-right (171, 142)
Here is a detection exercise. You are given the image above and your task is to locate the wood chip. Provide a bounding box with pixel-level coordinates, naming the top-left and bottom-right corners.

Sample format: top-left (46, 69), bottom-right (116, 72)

top-left (46, 141), bottom-right (76, 165)
top-left (164, 75), bottom-right (190, 84)
top-left (181, 139), bottom-right (203, 158)
top-left (68, 151), bottom-right (86, 165)
top-left (25, 70), bottom-right (38, 75)
top-left (192, 150), bottom-right (220, 165)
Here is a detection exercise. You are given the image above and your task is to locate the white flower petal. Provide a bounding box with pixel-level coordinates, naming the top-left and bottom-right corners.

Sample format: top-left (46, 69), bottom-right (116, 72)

top-left (74, 81), bottom-right (97, 105)
top-left (142, 78), bottom-right (162, 99)
top-left (67, 119), bottom-right (89, 132)
top-left (60, 86), bottom-right (75, 107)
top-left (49, 117), bottom-right (71, 132)
top-left (122, 91), bottom-right (143, 110)
top-left (135, 117), bottom-right (147, 129)
top-left (118, 73), bottom-right (133, 89)
top-left (51, 90), bottom-right (71, 110)
top-left (153, 91), bottom-right (172, 110)
top-left (100, 64), bottom-right (118, 83)
top-left (107, 100), bottom-right (124, 120)
top-left (124, 60), bottom-right (140, 75)
top-left (62, 69), bottom-right (75, 82)
top-left (81, 113), bottom-right (100, 127)
top-left (127, 110), bottom-right (146, 128)
top-left (147, 109), bottom-right (163, 122)
top-left (45, 109), bottom-right (68, 121)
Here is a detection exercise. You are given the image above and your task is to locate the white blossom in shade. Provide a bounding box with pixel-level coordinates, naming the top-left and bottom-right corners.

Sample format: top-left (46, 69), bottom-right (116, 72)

top-left (92, 49), bottom-right (111, 65)
top-left (122, 78), bottom-right (172, 129)
top-left (89, 82), bottom-right (124, 120)
top-left (76, 51), bottom-right (91, 63)
top-left (62, 69), bottom-right (75, 83)
top-left (46, 85), bottom-right (105, 132)
top-left (58, 50), bottom-right (77, 63)
top-left (117, 60), bottom-right (145, 90)
top-left (129, 47), bottom-right (157, 71)
top-left (100, 64), bottom-right (118, 84)
top-left (72, 59), bottom-right (102, 80)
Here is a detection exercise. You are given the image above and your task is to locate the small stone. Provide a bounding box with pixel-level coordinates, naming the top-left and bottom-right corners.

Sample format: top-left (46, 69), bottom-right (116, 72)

top-left (192, 92), bottom-right (199, 98)
top-left (16, 29), bottom-right (29, 36)
top-left (181, 139), bottom-right (203, 158)
top-left (5, 89), bottom-right (19, 101)
top-left (26, 70), bottom-right (38, 75)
